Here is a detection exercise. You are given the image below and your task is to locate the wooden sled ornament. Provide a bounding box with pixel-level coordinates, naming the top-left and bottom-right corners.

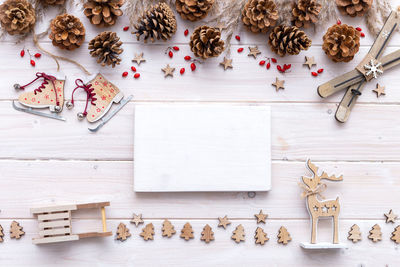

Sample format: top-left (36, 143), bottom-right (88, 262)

top-left (318, 10), bottom-right (400, 123)
top-left (299, 160), bottom-right (347, 249)
top-left (31, 202), bottom-right (112, 245)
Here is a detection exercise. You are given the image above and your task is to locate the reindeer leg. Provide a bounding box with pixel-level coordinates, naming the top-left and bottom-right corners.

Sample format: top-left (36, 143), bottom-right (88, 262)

top-left (333, 215), bottom-right (339, 244)
top-left (311, 216), bottom-right (317, 244)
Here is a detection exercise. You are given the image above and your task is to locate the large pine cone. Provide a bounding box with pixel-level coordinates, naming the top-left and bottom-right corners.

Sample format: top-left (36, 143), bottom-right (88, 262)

top-left (133, 2), bottom-right (177, 43)
top-left (41, 0), bottom-right (65, 5)
top-left (268, 25), bottom-right (311, 56)
top-left (189, 25), bottom-right (224, 59)
top-left (176, 0), bottom-right (214, 21)
top-left (49, 14), bottom-right (85, 50)
top-left (0, 0), bottom-right (35, 35)
top-left (292, 0), bottom-right (322, 28)
top-left (322, 24), bottom-right (360, 62)
top-left (242, 0), bottom-right (278, 33)
top-left (336, 0), bottom-right (372, 17)
top-left (88, 31), bottom-right (123, 67)
top-left (84, 0), bottom-right (124, 27)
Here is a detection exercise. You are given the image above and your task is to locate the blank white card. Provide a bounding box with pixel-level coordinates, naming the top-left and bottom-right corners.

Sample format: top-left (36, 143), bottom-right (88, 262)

top-left (133, 104), bottom-right (271, 192)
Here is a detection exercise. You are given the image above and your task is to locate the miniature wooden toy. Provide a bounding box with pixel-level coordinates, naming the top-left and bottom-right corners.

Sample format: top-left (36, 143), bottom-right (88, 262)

top-left (0, 225), bottom-right (4, 242)
top-left (348, 224), bottom-right (362, 243)
top-left (318, 10), bottom-right (400, 122)
top-left (384, 209), bottom-right (398, 223)
top-left (304, 56), bottom-right (316, 69)
top-left (140, 223), bottom-right (155, 241)
top-left (232, 224), bottom-right (245, 243)
top-left (180, 222), bottom-right (194, 241)
top-left (299, 160), bottom-right (346, 249)
top-left (218, 215), bottom-right (231, 229)
top-left (200, 224), bottom-right (214, 243)
top-left (31, 202), bottom-right (112, 244)
top-left (162, 219), bottom-right (176, 238)
top-left (277, 226), bottom-right (292, 245)
top-left (391, 225), bottom-right (400, 243)
top-left (373, 84), bottom-right (386, 98)
top-left (255, 210), bottom-right (267, 224)
top-left (368, 224), bottom-right (382, 242)
top-left (116, 223), bottom-right (131, 241)
top-left (272, 77), bottom-right (285, 91)
top-left (10, 221), bottom-right (25, 239)
top-left (130, 213), bottom-right (144, 227)
top-left (254, 227), bottom-right (269, 245)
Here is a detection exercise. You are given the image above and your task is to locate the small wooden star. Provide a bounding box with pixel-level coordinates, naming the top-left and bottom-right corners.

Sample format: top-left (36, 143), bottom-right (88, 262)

top-left (162, 64), bottom-right (175, 77)
top-left (272, 77), bottom-right (285, 91)
top-left (130, 213), bottom-right (144, 227)
top-left (248, 46), bottom-right (261, 59)
top-left (255, 210), bottom-right (268, 224)
top-left (132, 53), bottom-right (146, 65)
top-left (303, 56), bottom-right (316, 69)
top-left (218, 215), bottom-right (231, 229)
top-left (384, 209), bottom-right (398, 223)
top-left (373, 83), bottom-right (385, 97)
top-left (219, 57), bottom-right (233, 70)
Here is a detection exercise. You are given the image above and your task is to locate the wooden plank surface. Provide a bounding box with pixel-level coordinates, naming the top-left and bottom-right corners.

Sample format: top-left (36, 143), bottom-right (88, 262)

top-left (0, 0), bottom-right (400, 265)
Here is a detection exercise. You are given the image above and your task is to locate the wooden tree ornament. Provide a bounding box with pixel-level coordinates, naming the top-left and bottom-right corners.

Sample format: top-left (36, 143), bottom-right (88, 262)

top-left (277, 226), bottom-right (292, 245)
top-left (116, 223), bottom-right (131, 241)
top-left (180, 222), bottom-right (194, 241)
top-left (0, 225), bottom-right (4, 242)
top-left (254, 227), bottom-right (269, 245)
top-left (348, 224), bottom-right (362, 243)
top-left (10, 221), bottom-right (25, 239)
top-left (140, 223), bottom-right (155, 241)
top-left (368, 224), bottom-right (382, 242)
top-left (200, 224), bottom-right (214, 243)
top-left (232, 224), bottom-right (245, 243)
top-left (299, 160), bottom-right (346, 249)
top-left (391, 225), bottom-right (400, 244)
top-left (162, 219), bottom-right (176, 238)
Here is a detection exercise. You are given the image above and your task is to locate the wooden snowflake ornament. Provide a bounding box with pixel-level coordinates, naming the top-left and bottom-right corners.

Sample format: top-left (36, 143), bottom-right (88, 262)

top-left (140, 223), bottom-right (155, 241)
top-left (200, 224), bottom-right (214, 243)
top-left (10, 221), bottom-right (25, 239)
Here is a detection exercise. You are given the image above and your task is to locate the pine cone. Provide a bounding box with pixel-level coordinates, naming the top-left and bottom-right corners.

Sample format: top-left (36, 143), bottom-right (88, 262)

top-left (133, 2), bottom-right (177, 43)
top-left (41, 0), bottom-right (65, 5)
top-left (49, 14), bottom-right (85, 50)
top-left (84, 0), bottom-right (124, 27)
top-left (176, 0), bottom-right (214, 21)
top-left (336, 0), bottom-right (372, 17)
top-left (0, 0), bottom-right (35, 35)
top-left (88, 31), bottom-right (123, 68)
top-left (189, 25), bottom-right (224, 59)
top-left (292, 0), bottom-right (322, 28)
top-left (322, 24), bottom-right (360, 62)
top-left (268, 25), bottom-right (312, 56)
top-left (241, 0), bottom-right (278, 33)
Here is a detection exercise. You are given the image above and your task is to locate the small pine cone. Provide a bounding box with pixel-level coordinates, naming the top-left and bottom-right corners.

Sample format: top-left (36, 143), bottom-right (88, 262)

top-left (336, 0), bottom-right (372, 17)
top-left (241, 0), bottom-right (278, 33)
top-left (0, 0), bottom-right (35, 35)
top-left (84, 0), bottom-right (125, 27)
top-left (268, 25), bottom-right (312, 56)
top-left (133, 2), bottom-right (177, 43)
top-left (292, 0), bottom-right (322, 28)
top-left (322, 24), bottom-right (360, 62)
top-left (175, 0), bottom-right (214, 21)
top-left (88, 31), bottom-right (123, 68)
top-left (49, 14), bottom-right (85, 50)
top-left (41, 0), bottom-right (65, 5)
top-left (189, 25), bottom-right (224, 59)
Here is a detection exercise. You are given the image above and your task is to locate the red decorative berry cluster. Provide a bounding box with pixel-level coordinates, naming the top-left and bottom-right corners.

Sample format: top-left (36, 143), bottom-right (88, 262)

top-left (20, 48), bottom-right (41, 67)
top-left (122, 65), bottom-right (140, 79)
top-left (337, 19), bottom-right (365, 37)
top-left (166, 46), bottom-right (180, 58)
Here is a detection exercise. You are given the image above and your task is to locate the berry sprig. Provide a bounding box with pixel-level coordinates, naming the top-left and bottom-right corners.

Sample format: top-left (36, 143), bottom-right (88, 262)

top-left (165, 46), bottom-right (180, 58)
top-left (259, 57), bottom-right (277, 70)
top-left (25, 49), bottom-right (41, 67)
top-left (183, 55), bottom-right (201, 72)
top-left (122, 66), bottom-right (140, 79)
top-left (184, 29), bottom-right (189, 36)
top-left (277, 64), bottom-right (291, 73)
top-left (311, 68), bottom-right (324, 77)
top-left (355, 26), bottom-right (365, 37)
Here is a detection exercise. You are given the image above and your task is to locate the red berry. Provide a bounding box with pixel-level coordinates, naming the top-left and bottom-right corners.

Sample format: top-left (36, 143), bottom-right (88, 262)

top-left (184, 55), bottom-right (191, 61)
top-left (122, 71), bottom-right (128, 77)
top-left (361, 32), bottom-right (365, 37)
top-left (20, 49), bottom-right (25, 57)
top-left (277, 65), bottom-right (282, 72)
top-left (286, 64), bottom-right (291, 69)
top-left (123, 26), bottom-right (129, 31)
top-left (271, 58), bottom-right (277, 63)
top-left (184, 29), bottom-right (189, 36)
top-left (259, 60), bottom-right (266, 66)
top-left (311, 72), bottom-right (318, 77)
top-left (134, 73), bottom-right (140, 79)
top-left (317, 68), bottom-right (324, 73)
top-left (173, 46), bottom-right (179, 51)
top-left (168, 51), bottom-right (173, 58)
top-left (30, 60), bottom-right (35, 66)
top-left (191, 62), bottom-right (196, 71)
top-left (356, 27), bottom-right (362, 31)
top-left (337, 19), bottom-right (341, 25)
top-left (283, 64), bottom-right (288, 70)
top-left (34, 53), bottom-right (41, 58)
top-left (180, 68), bottom-right (185, 75)
top-left (131, 66), bottom-right (136, 72)
top-left (237, 47), bottom-right (244, 53)
top-left (235, 35), bottom-right (240, 41)
top-left (266, 62), bottom-right (271, 69)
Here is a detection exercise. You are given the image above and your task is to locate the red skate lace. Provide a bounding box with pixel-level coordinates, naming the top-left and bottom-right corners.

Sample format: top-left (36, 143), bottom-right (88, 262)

top-left (71, 79), bottom-right (97, 116)
top-left (20, 72), bottom-right (59, 106)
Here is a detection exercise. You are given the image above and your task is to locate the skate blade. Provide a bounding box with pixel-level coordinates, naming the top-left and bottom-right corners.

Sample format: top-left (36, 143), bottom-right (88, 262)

top-left (12, 101), bottom-right (66, 121)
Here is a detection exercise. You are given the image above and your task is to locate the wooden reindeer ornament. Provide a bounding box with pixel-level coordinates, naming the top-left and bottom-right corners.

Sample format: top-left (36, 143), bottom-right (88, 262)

top-left (299, 160), bottom-right (347, 249)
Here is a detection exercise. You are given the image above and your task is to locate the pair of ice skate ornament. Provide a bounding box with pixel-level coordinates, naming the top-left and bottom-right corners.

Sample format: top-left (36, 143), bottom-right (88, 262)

top-left (12, 72), bottom-right (132, 132)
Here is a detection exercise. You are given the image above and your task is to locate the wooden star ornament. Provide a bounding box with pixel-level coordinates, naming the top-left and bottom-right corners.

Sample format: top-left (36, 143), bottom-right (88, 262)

top-left (220, 57), bottom-right (233, 70)
top-left (255, 210), bottom-right (268, 224)
top-left (132, 53), bottom-right (146, 65)
top-left (384, 209), bottom-right (398, 223)
top-left (130, 213), bottom-right (144, 227)
top-left (218, 215), bottom-right (231, 229)
top-left (162, 64), bottom-right (175, 77)
top-left (272, 77), bottom-right (285, 91)
top-left (373, 83), bottom-right (385, 97)
top-left (248, 46), bottom-right (261, 59)
top-left (303, 56), bottom-right (316, 69)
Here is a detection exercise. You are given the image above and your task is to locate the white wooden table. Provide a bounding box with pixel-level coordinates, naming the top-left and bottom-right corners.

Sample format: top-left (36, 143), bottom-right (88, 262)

top-left (1, 1), bottom-right (400, 265)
